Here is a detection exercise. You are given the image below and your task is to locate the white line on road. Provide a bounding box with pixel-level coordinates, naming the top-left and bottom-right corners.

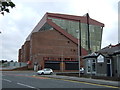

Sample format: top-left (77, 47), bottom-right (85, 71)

top-left (17, 83), bottom-right (36, 88)
top-left (2, 79), bottom-right (12, 82)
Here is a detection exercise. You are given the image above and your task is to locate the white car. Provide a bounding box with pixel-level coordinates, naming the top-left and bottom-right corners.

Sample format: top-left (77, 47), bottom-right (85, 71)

top-left (37, 68), bottom-right (53, 75)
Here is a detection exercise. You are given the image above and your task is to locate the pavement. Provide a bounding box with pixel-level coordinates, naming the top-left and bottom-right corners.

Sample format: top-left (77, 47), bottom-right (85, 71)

top-left (41, 74), bottom-right (119, 87)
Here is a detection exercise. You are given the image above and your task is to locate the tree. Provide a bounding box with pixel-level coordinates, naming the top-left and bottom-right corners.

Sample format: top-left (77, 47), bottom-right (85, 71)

top-left (10, 60), bottom-right (13, 62)
top-left (1, 60), bottom-right (8, 63)
top-left (0, 0), bottom-right (15, 15)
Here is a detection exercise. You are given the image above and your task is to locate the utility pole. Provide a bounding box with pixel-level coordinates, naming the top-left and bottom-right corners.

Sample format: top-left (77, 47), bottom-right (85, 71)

top-left (76, 20), bottom-right (81, 77)
top-left (86, 13), bottom-right (92, 78)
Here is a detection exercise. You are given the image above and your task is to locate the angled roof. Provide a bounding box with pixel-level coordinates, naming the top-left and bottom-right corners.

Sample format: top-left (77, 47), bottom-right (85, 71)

top-left (26, 12), bottom-right (104, 41)
top-left (98, 43), bottom-right (120, 55)
top-left (83, 43), bottom-right (120, 59)
top-left (47, 12), bottom-right (104, 27)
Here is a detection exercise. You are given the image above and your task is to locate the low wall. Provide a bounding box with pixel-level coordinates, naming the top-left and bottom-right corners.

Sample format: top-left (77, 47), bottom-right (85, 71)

top-left (2, 62), bottom-right (27, 68)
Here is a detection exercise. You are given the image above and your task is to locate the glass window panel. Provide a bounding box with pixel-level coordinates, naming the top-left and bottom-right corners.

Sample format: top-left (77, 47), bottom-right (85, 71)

top-left (48, 17), bottom-right (103, 52)
top-left (39, 23), bottom-right (53, 31)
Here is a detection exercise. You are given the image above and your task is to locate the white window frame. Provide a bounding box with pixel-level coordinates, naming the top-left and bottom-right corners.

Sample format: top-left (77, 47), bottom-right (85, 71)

top-left (86, 59), bottom-right (96, 74)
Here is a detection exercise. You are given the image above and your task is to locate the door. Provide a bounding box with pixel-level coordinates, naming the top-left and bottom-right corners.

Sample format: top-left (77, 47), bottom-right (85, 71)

top-left (107, 64), bottom-right (111, 76)
top-left (107, 59), bottom-right (112, 77)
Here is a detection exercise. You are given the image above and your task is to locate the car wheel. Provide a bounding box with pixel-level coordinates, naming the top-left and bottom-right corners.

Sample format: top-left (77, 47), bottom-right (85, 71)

top-left (41, 72), bottom-right (44, 75)
top-left (50, 72), bottom-right (53, 75)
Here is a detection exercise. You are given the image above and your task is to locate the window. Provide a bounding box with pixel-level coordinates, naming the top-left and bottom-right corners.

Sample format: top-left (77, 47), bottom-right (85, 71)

top-left (92, 60), bottom-right (96, 72)
top-left (67, 41), bottom-right (70, 43)
top-left (48, 17), bottom-right (103, 52)
top-left (39, 23), bottom-right (53, 31)
top-left (107, 59), bottom-right (111, 64)
top-left (87, 59), bottom-right (96, 73)
top-left (87, 60), bottom-right (91, 73)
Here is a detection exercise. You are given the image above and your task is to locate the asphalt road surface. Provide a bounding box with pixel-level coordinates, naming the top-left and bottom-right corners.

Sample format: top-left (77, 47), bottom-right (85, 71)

top-left (1, 71), bottom-right (119, 90)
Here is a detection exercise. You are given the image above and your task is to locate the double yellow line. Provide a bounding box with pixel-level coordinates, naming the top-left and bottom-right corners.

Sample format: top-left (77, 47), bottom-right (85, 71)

top-left (47, 77), bottom-right (119, 88)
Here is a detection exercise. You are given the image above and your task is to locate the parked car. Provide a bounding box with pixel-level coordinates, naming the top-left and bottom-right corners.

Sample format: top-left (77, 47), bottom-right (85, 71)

top-left (37, 68), bottom-right (53, 75)
top-left (80, 67), bottom-right (84, 74)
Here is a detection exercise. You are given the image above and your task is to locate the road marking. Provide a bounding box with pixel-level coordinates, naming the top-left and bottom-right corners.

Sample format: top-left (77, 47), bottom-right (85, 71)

top-left (17, 83), bottom-right (36, 88)
top-left (63, 79), bottom-right (119, 88)
top-left (3, 73), bottom-right (48, 79)
top-left (47, 77), bottom-right (119, 88)
top-left (32, 75), bottom-right (49, 79)
top-left (2, 79), bottom-right (12, 82)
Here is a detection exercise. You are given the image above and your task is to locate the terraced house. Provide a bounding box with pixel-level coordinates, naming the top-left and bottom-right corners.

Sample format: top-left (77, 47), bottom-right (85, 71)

top-left (18, 12), bottom-right (104, 72)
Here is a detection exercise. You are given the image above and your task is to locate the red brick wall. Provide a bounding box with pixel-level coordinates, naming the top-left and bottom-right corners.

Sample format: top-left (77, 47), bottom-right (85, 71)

top-left (30, 29), bottom-right (87, 69)
top-left (19, 41), bottom-right (30, 63)
top-left (18, 49), bottom-right (21, 62)
top-left (21, 45), bottom-right (25, 62)
top-left (24, 41), bottom-right (30, 62)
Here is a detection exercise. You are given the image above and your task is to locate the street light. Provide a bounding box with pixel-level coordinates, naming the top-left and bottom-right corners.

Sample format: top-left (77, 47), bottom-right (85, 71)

top-left (0, 31), bottom-right (2, 62)
top-left (76, 30), bottom-right (80, 77)
top-left (76, 20), bottom-right (81, 77)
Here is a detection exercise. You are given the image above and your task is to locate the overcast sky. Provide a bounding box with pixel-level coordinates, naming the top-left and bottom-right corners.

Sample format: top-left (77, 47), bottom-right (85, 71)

top-left (0, 0), bottom-right (119, 61)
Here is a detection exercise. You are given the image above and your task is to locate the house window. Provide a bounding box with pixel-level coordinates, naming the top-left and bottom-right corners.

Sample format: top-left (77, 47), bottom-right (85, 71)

top-left (87, 60), bottom-right (91, 73)
top-left (87, 59), bottom-right (96, 73)
top-left (92, 60), bottom-right (96, 72)
top-left (107, 59), bottom-right (111, 64)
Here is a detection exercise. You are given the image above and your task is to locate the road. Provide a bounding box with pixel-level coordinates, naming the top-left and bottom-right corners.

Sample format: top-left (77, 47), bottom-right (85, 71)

top-left (1, 71), bottom-right (119, 90)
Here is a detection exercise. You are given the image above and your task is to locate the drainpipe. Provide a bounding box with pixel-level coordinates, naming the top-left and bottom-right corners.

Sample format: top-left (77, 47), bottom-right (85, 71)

top-left (117, 55), bottom-right (119, 77)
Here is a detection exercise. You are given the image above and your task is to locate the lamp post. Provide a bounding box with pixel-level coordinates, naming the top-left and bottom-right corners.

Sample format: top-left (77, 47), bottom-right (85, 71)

top-left (0, 32), bottom-right (1, 61)
top-left (86, 13), bottom-right (93, 78)
top-left (76, 29), bottom-right (80, 77)
top-left (76, 20), bottom-right (81, 77)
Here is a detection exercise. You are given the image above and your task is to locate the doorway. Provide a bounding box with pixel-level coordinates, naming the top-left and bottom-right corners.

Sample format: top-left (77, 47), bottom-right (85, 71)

top-left (107, 59), bottom-right (112, 77)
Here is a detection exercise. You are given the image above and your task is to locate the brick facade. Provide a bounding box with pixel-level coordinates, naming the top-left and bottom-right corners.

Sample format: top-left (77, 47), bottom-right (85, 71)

top-left (18, 41), bottom-right (30, 63)
top-left (18, 12), bottom-right (104, 71)
top-left (24, 41), bottom-right (30, 62)
top-left (28, 29), bottom-right (87, 71)
top-left (18, 49), bottom-right (21, 62)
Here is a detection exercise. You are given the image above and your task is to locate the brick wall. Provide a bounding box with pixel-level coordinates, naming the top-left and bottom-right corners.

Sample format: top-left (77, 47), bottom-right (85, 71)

top-left (18, 49), bottom-right (21, 62)
top-left (24, 41), bottom-right (30, 62)
top-left (29, 29), bottom-right (87, 69)
top-left (21, 45), bottom-right (25, 62)
top-left (19, 41), bottom-right (30, 63)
